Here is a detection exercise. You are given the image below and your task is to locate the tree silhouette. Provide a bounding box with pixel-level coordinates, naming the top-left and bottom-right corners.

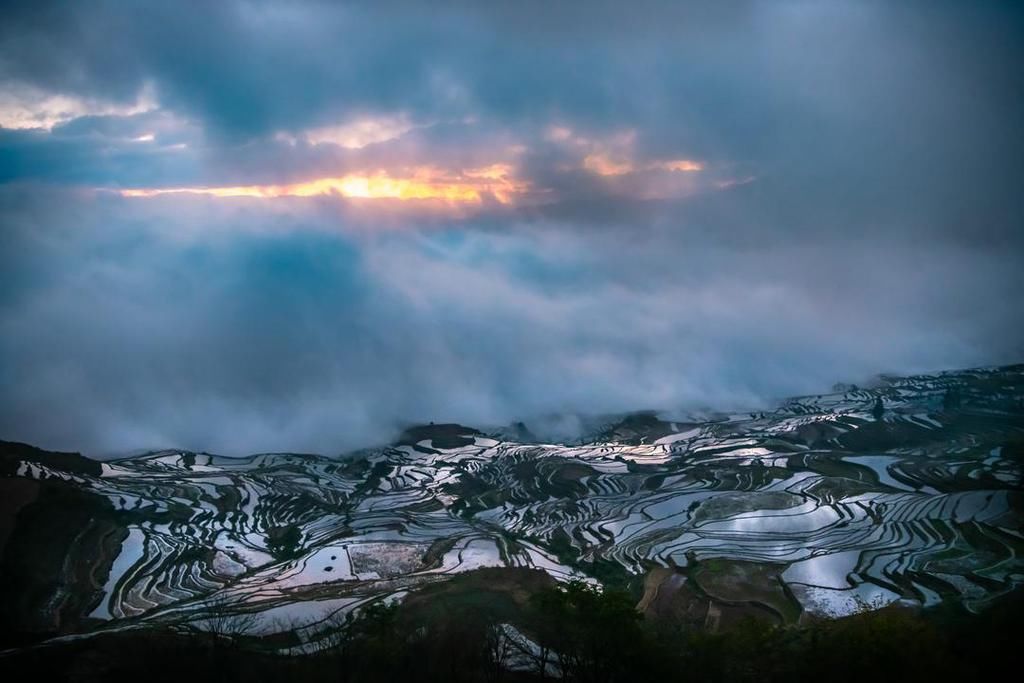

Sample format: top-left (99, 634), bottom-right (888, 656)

top-left (872, 397), bottom-right (885, 421)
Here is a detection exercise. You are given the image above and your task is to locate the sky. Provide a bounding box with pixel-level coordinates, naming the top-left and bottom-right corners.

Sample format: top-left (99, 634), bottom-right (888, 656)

top-left (1, 1), bottom-right (1022, 455)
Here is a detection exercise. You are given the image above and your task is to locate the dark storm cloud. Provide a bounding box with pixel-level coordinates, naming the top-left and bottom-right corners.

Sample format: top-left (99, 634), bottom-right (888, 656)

top-left (0, 1), bottom-right (744, 134)
top-left (0, 2), bottom-right (1022, 454)
top-left (1, 2), bottom-right (1021, 238)
top-left (0, 115), bottom-right (200, 185)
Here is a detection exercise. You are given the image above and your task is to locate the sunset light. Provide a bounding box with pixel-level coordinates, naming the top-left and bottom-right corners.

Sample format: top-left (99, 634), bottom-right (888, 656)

top-left (119, 165), bottom-right (528, 203)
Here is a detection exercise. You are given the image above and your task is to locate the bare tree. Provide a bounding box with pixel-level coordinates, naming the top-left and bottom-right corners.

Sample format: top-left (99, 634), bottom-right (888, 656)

top-left (191, 592), bottom-right (262, 645)
top-left (483, 622), bottom-right (513, 682)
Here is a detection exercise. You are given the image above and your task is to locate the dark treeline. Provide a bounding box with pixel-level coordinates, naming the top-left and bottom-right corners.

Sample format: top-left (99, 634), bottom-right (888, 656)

top-left (2, 574), bottom-right (1021, 683)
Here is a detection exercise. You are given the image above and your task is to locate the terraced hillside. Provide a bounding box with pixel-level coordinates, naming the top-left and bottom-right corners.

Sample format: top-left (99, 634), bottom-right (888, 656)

top-left (2, 365), bottom-right (1022, 651)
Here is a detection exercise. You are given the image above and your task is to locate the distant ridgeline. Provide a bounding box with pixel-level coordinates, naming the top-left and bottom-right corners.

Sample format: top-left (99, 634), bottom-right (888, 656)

top-left (1, 365), bottom-right (1022, 674)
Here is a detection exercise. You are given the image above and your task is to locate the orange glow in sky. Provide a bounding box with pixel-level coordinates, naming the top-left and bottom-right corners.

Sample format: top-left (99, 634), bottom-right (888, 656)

top-left (119, 165), bottom-right (527, 204)
top-left (583, 154), bottom-right (704, 176)
top-left (654, 159), bottom-right (703, 172)
top-left (583, 154), bottom-right (635, 176)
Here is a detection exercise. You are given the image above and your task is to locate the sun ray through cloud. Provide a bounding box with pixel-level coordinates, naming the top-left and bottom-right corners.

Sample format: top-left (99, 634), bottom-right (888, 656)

top-left (116, 164), bottom-right (529, 204)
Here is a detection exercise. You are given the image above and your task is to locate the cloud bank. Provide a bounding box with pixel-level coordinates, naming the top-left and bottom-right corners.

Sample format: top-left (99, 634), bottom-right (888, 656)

top-left (1, 1), bottom-right (1022, 454)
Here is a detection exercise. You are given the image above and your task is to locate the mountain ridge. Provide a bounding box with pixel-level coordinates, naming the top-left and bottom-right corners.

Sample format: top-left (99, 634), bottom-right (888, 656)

top-left (1, 363), bottom-right (1022, 655)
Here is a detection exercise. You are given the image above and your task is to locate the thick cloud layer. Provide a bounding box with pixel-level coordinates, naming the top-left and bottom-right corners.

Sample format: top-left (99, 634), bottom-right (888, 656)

top-left (2, 187), bottom-right (1020, 455)
top-left (1, 2), bottom-right (1022, 454)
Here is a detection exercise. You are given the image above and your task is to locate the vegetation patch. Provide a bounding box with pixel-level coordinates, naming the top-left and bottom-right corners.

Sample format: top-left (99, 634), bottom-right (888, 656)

top-left (691, 558), bottom-right (801, 624)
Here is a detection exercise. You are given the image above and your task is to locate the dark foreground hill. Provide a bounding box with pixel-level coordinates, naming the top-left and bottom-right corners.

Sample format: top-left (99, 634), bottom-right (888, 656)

top-left (2, 570), bottom-right (1022, 682)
